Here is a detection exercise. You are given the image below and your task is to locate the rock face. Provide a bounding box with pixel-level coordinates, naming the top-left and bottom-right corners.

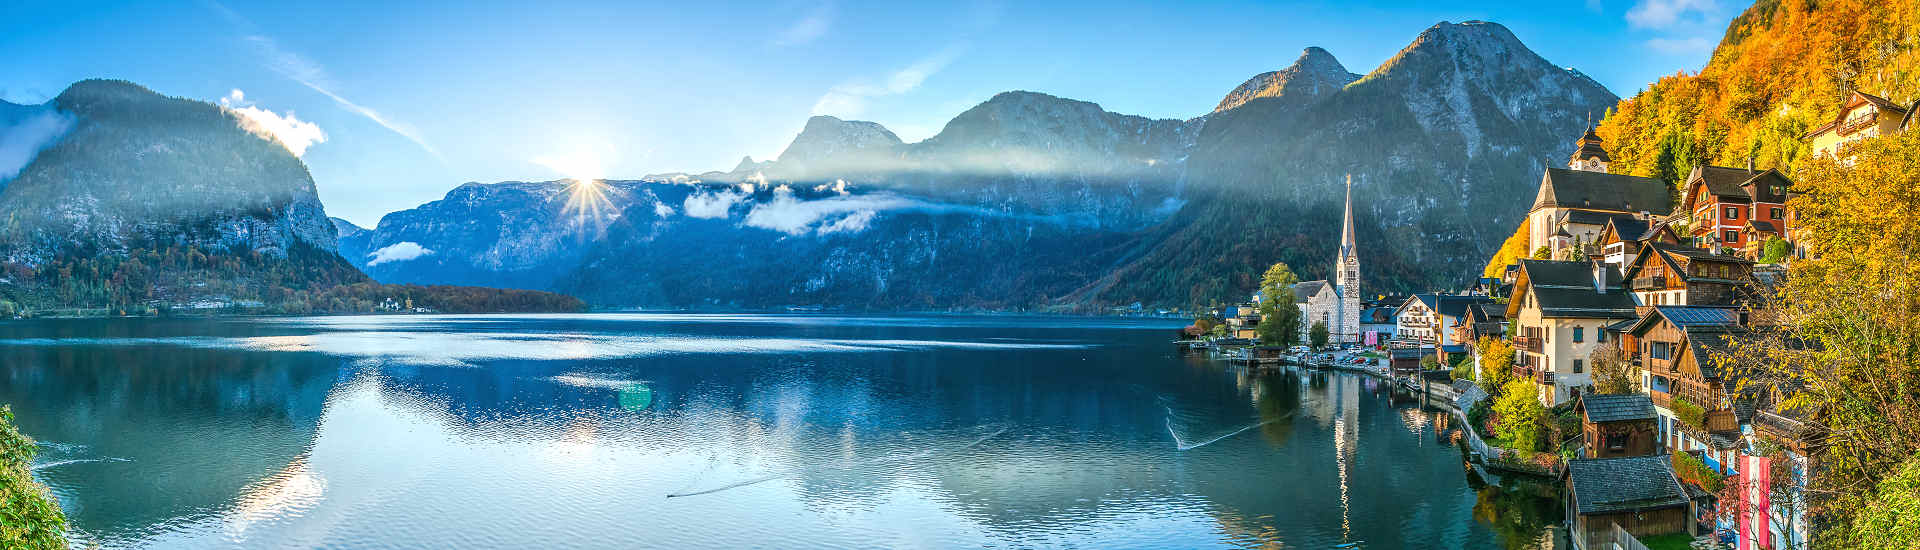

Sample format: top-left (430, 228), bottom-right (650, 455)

top-left (0, 80), bottom-right (340, 261)
top-left (347, 20), bottom-right (1620, 310)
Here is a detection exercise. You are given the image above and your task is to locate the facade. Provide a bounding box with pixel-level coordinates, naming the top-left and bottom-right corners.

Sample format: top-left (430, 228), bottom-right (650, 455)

top-left (1526, 129), bottom-right (1674, 254)
top-left (1293, 176), bottom-right (1365, 344)
top-left (1294, 280), bottom-right (1340, 343)
top-left (1578, 394), bottom-right (1659, 459)
top-left (1507, 259), bottom-right (1641, 406)
top-left (1622, 243), bottom-right (1755, 307)
top-left (1624, 306), bottom-right (1747, 470)
top-left (1395, 294), bottom-right (1494, 349)
top-left (1677, 165), bottom-right (1792, 253)
top-left (1803, 90), bottom-right (1916, 159)
top-left (1598, 216), bottom-right (1681, 270)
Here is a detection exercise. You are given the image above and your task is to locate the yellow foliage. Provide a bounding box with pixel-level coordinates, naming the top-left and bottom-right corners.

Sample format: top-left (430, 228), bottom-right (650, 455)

top-left (1482, 219), bottom-right (1530, 279)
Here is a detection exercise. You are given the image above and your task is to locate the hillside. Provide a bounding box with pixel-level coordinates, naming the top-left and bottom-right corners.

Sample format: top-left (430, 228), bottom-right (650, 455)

top-left (0, 80), bottom-right (582, 315)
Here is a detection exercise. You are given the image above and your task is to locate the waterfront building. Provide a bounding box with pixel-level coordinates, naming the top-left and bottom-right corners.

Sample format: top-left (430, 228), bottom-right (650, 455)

top-left (1621, 243), bottom-right (1755, 307)
top-left (1293, 176), bottom-right (1364, 344)
top-left (1395, 293), bottom-right (1494, 350)
top-left (1507, 259), bottom-right (1640, 406)
top-left (1526, 128), bottom-right (1673, 255)
top-left (1803, 90), bottom-right (1917, 159)
top-left (1566, 455), bottom-right (1696, 548)
top-left (1576, 393), bottom-right (1659, 459)
top-left (1451, 302), bottom-right (1506, 346)
top-left (1676, 165), bottom-right (1793, 254)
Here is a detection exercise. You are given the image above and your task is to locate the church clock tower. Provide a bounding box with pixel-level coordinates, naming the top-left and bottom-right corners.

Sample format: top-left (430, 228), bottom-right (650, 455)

top-left (1336, 175), bottom-right (1362, 343)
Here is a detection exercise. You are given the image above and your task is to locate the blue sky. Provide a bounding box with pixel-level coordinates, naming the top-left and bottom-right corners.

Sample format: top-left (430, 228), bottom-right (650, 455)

top-left (0, 0), bottom-right (1742, 226)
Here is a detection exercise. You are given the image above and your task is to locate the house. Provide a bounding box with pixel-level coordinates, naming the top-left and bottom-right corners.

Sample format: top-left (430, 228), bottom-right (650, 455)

top-left (1526, 128), bottom-right (1674, 254)
top-left (1566, 455), bottom-right (1696, 549)
top-left (1577, 393), bottom-right (1659, 459)
top-left (1597, 215), bottom-right (1681, 269)
top-left (1623, 243), bottom-right (1755, 307)
top-left (1624, 306), bottom-right (1747, 467)
top-left (1749, 407), bottom-right (1824, 550)
top-left (1451, 302), bottom-right (1507, 346)
top-left (1803, 90), bottom-right (1917, 159)
top-left (1389, 347), bottom-right (1426, 374)
top-left (1677, 165), bottom-right (1793, 253)
top-left (1507, 259), bottom-right (1641, 406)
top-left (1395, 294), bottom-right (1495, 350)
top-left (1360, 305), bottom-right (1398, 343)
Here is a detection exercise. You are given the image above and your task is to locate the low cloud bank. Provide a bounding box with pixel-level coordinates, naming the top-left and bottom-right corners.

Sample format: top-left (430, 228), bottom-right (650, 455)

top-left (367, 241), bottom-right (435, 266)
top-left (0, 106), bottom-right (75, 181)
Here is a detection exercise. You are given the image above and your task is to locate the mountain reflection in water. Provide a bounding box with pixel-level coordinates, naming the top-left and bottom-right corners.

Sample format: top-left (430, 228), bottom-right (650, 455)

top-left (0, 315), bottom-right (1562, 549)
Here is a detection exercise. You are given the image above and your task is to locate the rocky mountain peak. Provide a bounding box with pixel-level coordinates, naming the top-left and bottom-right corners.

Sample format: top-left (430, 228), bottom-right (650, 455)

top-left (776, 115), bottom-right (902, 164)
top-left (1214, 46), bottom-right (1361, 112)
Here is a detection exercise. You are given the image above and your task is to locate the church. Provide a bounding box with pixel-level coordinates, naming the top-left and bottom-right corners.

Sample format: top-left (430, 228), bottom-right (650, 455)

top-left (1525, 128), bottom-right (1673, 260)
top-left (1295, 176), bottom-right (1363, 344)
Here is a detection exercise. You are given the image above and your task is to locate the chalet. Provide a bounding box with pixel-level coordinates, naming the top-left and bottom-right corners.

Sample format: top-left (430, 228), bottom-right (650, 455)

top-left (1577, 393), bottom-right (1659, 459)
top-left (1507, 259), bottom-right (1640, 406)
top-left (1567, 455), bottom-right (1696, 549)
top-left (1804, 90), bottom-right (1918, 159)
top-left (1622, 243), bottom-right (1755, 307)
top-left (1451, 302), bottom-right (1507, 346)
top-left (1526, 128), bottom-right (1673, 253)
top-left (1395, 294), bottom-right (1494, 349)
top-left (1677, 165), bottom-right (1793, 253)
top-left (1597, 215), bottom-right (1681, 270)
top-left (1624, 306), bottom-right (1747, 467)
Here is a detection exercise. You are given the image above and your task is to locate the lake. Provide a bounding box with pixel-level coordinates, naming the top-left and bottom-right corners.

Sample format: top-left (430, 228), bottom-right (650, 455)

top-left (0, 314), bottom-right (1563, 549)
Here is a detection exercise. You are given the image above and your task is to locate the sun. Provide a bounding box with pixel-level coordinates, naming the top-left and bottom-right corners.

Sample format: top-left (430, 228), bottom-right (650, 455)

top-left (534, 148), bottom-right (618, 227)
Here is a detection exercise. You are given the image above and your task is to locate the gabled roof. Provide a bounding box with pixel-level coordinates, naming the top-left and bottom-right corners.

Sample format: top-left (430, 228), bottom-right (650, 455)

top-left (1568, 455), bottom-right (1690, 515)
top-left (1294, 280), bottom-right (1334, 301)
top-left (1508, 259), bottom-right (1638, 319)
top-left (1405, 293), bottom-right (1495, 319)
top-left (1626, 306), bottom-right (1742, 336)
top-left (1745, 219), bottom-right (1779, 234)
top-left (1531, 168), bottom-right (1673, 215)
top-left (1686, 165), bottom-right (1757, 203)
top-left (1582, 393), bottom-right (1657, 423)
top-left (1622, 243), bottom-right (1755, 285)
top-left (1805, 91), bottom-right (1914, 139)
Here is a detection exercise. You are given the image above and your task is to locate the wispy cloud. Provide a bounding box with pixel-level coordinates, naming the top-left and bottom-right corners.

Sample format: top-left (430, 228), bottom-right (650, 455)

top-left (1625, 0), bottom-right (1729, 59)
top-left (811, 46), bottom-right (963, 118)
top-left (243, 35), bottom-right (442, 161)
top-left (1625, 0), bottom-right (1721, 29)
top-left (1644, 36), bottom-right (1715, 55)
top-left (366, 241), bottom-right (435, 265)
top-left (220, 89), bottom-right (326, 156)
top-left (0, 107), bottom-right (74, 181)
top-left (774, 3), bottom-right (833, 46)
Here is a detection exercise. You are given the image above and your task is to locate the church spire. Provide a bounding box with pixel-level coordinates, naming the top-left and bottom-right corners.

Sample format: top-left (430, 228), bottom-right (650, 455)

top-left (1340, 174), bottom-right (1356, 260)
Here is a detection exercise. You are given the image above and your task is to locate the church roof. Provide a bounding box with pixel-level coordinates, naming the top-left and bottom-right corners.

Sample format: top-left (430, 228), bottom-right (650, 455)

top-left (1531, 168), bottom-right (1672, 215)
top-left (1294, 280), bottom-right (1334, 301)
top-left (1339, 175), bottom-right (1357, 261)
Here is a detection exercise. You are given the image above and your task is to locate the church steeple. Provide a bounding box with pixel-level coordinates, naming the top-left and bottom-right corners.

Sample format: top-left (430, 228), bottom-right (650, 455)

top-left (1335, 174), bottom-right (1361, 344)
top-left (1339, 174), bottom-right (1357, 261)
top-left (1570, 116), bottom-right (1611, 172)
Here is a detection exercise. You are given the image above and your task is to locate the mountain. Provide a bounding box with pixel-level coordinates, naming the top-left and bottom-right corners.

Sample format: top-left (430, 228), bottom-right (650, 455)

top-left (0, 80), bottom-right (581, 315)
top-left (346, 20), bottom-right (1617, 311)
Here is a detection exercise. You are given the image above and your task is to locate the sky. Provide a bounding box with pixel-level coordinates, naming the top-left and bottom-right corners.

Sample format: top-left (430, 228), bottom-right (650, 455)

top-left (0, 0), bottom-right (1743, 226)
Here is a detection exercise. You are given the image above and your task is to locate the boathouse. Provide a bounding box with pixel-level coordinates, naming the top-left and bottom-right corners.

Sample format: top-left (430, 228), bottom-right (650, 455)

top-left (1566, 455), bottom-right (1694, 549)
top-left (1577, 393), bottom-right (1658, 458)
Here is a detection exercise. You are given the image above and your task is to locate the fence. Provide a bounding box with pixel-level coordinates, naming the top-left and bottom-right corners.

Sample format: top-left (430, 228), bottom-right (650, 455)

top-left (1574, 522), bottom-right (1653, 550)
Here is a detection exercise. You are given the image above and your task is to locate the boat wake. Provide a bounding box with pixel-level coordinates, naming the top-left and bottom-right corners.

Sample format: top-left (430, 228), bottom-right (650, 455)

top-left (666, 424), bottom-right (1011, 498)
top-left (32, 457), bottom-right (130, 471)
top-left (1167, 418), bottom-right (1277, 451)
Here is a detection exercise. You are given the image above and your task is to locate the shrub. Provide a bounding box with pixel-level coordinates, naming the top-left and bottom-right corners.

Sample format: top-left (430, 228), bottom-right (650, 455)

top-left (0, 405), bottom-right (67, 549)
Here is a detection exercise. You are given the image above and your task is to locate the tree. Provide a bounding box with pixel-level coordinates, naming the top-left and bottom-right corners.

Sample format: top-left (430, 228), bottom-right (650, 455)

top-left (1759, 235), bottom-right (1791, 264)
top-left (1531, 246), bottom-right (1551, 260)
top-left (1255, 262), bottom-right (1303, 349)
top-left (1476, 337), bottom-right (1514, 391)
top-left (0, 406), bottom-right (66, 549)
top-left (1481, 220), bottom-right (1531, 278)
top-left (1492, 380), bottom-right (1546, 453)
top-left (1420, 354), bottom-right (1441, 371)
top-left (1309, 321), bottom-right (1329, 350)
top-left (1588, 346), bottom-right (1637, 395)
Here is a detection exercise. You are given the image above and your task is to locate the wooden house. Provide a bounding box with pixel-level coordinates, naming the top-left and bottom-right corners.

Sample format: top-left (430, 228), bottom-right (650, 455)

top-left (1567, 455), bottom-right (1696, 548)
top-left (1678, 165), bottom-right (1793, 253)
top-left (1598, 215), bottom-right (1681, 270)
top-left (1624, 306), bottom-right (1748, 464)
top-left (1577, 394), bottom-right (1659, 458)
top-left (1622, 243), bottom-right (1755, 307)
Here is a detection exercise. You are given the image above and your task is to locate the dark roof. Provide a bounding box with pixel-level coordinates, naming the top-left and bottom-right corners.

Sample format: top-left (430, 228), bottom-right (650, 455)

top-left (1689, 165), bottom-right (1758, 202)
top-left (1564, 210), bottom-right (1632, 227)
top-left (1582, 394), bottom-right (1657, 423)
top-left (1602, 216), bottom-right (1651, 242)
top-left (1687, 333), bottom-right (1740, 380)
top-left (1294, 280), bottom-right (1332, 301)
top-left (1516, 260), bottom-right (1639, 319)
top-left (1389, 348), bottom-right (1427, 359)
top-left (1411, 294), bottom-right (1495, 318)
top-left (1660, 306), bottom-right (1742, 330)
top-left (1567, 455), bottom-right (1690, 515)
top-left (1604, 318), bottom-right (1637, 333)
top-left (1857, 91), bottom-right (1907, 113)
top-left (1572, 128), bottom-right (1611, 162)
top-left (1746, 219), bottom-right (1779, 234)
top-left (1531, 167), bottom-right (1673, 215)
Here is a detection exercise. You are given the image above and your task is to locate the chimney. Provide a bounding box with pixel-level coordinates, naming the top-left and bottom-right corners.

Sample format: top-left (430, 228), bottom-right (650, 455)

top-left (1747, 156), bottom-right (1755, 173)
top-left (1593, 260), bottom-right (1608, 293)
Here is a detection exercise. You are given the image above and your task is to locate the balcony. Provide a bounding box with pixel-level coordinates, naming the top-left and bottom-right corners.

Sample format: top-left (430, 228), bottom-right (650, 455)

top-left (1650, 389), bottom-right (1672, 409)
top-left (1515, 336), bottom-right (1542, 354)
top-left (1539, 371), bottom-right (1556, 385)
top-left (1631, 276), bottom-right (1667, 291)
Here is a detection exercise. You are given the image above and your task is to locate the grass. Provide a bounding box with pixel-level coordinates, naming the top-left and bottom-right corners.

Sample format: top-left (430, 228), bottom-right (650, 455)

top-left (1638, 533), bottom-right (1696, 550)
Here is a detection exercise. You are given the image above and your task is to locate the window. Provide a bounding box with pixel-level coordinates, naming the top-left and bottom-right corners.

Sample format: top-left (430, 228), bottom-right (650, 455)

top-left (1606, 433), bottom-right (1628, 450)
top-left (1573, 359), bottom-right (1584, 373)
top-left (1725, 206), bottom-right (1739, 220)
top-left (1772, 184), bottom-right (1785, 196)
top-left (1573, 327), bottom-right (1584, 343)
top-left (1771, 207), bottom-right (1785, 220)
top-left (1724, 230), bottom-right (1739, 243)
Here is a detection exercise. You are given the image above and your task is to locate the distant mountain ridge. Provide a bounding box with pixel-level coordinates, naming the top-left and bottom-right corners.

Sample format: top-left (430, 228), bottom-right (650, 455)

top-left (346, 20), bottom-right (1618, 310)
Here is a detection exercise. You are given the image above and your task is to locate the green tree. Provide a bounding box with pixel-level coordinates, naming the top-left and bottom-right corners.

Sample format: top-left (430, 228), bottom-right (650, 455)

top-left (1492, 380), bottom-right (1546, 453)
top-left (1530, 246), bottom-right (1551, 260)
top-left (1588, 346), bottom-right (1637, 395)
top-left (1476, 337), bottom-right (1515, 391)
top-left (0, 406), bottom-right (67, 549)
top-left (1758, 235), bottom-right (1791, 264)
top-left (1309, 321), bottom-right (1329, 350)
top-left (1255, 262), bottom-right (1303, 348)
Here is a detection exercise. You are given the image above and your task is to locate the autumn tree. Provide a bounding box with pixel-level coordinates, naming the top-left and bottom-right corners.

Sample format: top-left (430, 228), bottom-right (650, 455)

top-left (1493, 380), bottom-right (1546, 454)
top-left (1476, 336), bottom-right (1514, 391)
top-left (0, 406), bottom-right (66, 549)
top-left (1255, 262), bottom-right (1303, 349)
top-left (1589, 346), bottom-right (1637, 395)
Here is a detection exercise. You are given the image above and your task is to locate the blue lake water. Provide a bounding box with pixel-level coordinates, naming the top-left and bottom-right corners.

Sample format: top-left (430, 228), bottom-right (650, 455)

top-left (0, 314), bottom-right (1562, 548)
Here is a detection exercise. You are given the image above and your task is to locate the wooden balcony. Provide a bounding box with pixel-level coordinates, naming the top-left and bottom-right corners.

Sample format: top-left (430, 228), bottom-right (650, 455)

top-left (1650, 389), bottom-right (1672, 409)
top-left (1631, 276), bottom-right (1667, 291)
top-left (1515, 336), bottom-right (1542, 354)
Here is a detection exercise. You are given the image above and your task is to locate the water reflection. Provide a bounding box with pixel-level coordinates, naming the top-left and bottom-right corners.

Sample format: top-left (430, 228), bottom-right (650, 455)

top-left (0, 315), bottom-right (1562, 549)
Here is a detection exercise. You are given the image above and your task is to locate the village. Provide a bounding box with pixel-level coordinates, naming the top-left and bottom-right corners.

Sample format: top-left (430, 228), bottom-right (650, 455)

top-left (1175, 90), bottom-right (1916, 550)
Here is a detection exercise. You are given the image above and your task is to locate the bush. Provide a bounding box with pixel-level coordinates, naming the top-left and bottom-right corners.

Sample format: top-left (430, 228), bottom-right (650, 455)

top-left (1673, 451), bottom-right (1725, 493)
top-left (1493, 380), bottom-right (1547, 453)
top-left (0, 405), bottom-right (67, 549)
top-left (1672, 398), bottom-right (1707, 431)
